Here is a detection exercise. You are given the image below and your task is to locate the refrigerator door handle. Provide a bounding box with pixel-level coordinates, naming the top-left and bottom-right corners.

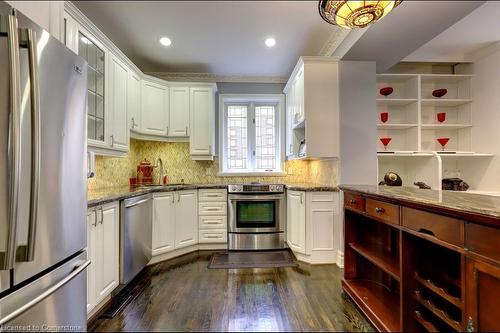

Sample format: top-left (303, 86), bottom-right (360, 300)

top-left (0, 14), bottom-right (22, 270)
top-left (0, 260), bottom-right (90, 325)
top-left (16, 28), bottom-right (41, 262)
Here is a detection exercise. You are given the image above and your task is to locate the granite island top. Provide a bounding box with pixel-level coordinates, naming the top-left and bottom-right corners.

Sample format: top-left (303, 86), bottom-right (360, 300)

top-left (340, 185), bottom-right (500, 223)
top-left (88, 183), bottom-right (338, 207)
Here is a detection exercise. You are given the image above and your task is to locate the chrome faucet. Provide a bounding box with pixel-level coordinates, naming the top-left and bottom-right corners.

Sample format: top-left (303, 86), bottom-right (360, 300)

top-left (154, 157), bottom-right (166, 185)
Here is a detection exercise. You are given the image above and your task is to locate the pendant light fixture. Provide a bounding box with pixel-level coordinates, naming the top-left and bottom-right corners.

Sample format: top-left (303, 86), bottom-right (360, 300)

top-left (319, 1), bottom-right (402, 29)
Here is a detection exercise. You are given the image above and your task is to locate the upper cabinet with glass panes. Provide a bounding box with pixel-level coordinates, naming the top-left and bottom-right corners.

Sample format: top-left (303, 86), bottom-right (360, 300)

top-left (79, 32), bottom-right (106, 144)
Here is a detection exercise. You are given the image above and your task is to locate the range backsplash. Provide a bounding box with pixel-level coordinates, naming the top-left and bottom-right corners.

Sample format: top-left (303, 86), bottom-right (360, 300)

top-left (88, 139), bottom-right (338, 190)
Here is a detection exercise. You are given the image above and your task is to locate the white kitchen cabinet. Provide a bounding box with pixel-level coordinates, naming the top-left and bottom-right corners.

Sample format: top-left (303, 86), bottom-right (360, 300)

top-left (141, 79), bottom-right (169, 136)
top-left (169, 86), bottom-right (190, 137)
top-left (198, 189), bottom-right (227, 244)
top-left (152, 193), bottom-right (175, 256)
top-left (190, 86), bottom-right (215, 160)
top-left (86, 202), bottom-right (119, 316)
top-left (128, 71), bottom-right (141, 132)
top-left (8, 1), bottom-right (64, 42)
top-left (175, 190), bottom-right (198, 249)
top-left (287, 191), bottom-right (306, 254)
top-left (108, 54), bottom-right (129, 152)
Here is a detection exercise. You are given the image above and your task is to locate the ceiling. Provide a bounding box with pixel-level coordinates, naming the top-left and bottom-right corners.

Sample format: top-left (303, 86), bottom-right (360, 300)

top-left (342, 1), bottom-right (485, 72)
top-left (404, 2), bottom-right (500, 62)
top-left (73, 1), bottom-right (342, 78)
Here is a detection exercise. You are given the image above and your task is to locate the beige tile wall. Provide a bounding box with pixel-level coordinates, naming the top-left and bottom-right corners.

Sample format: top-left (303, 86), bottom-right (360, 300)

top-left (88, 139), bottom-right (338, 190)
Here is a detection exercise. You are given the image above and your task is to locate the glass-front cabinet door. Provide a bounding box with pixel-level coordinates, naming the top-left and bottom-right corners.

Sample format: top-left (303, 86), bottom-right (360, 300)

top-left (78, 31), bottom-right (106, 144)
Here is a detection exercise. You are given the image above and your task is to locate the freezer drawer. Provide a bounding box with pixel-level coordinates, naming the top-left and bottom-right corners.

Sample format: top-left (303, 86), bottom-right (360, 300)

top-left (0, 251), bottom-right (89, 331)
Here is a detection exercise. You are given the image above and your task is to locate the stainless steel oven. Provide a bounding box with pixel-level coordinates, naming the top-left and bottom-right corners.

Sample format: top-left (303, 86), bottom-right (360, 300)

top-left (228, 184), bottom-right (286, 250)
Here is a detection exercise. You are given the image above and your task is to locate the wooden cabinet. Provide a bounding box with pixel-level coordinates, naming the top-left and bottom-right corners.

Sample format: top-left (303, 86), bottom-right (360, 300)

top-left (190, 86), bottom-right (215, 160)
top-left (152, 193), bottom-right (175, 256)
top-left (128, 71), bottom-right (141, 132)
top-left (141, 79), bottom-right (169, 136)
top-left (198, 189), bottom-right (227, 244)
top-left (287, 191), bottom-right (306, 254)
top-left (108, 54), bottom-right (129, 152)
top-left (466, 258), bottom-right (500, 332)
top-left (86, 202), bottom-right (119, 316)
top-left (174, 190), bottom-right (198, 249)
top-left (169, 86), bottom-right (190, 137)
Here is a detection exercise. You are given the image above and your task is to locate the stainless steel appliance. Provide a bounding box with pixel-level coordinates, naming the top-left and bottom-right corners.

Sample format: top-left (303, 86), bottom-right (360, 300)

top-left (228, 184), bottom-right (286, 250)
top-left (120, 194), bottom-right (152, 285)
top-left (0, 3), bottom-right (88, 330)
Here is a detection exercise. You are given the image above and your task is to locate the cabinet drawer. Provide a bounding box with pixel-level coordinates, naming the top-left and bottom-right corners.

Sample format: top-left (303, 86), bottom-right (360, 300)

top-left (198, 229), bottom-right (227, 243)
top-left (402, 207), bottom-right (464, 247)
top-left (366, 199), bottom-right (400, 225)
top-left (199, 189), bottom-right (227, 202)
top-left (344, 192), bottom-right (365, 212)
top-left (199, 215), bottom-right (227, 229)
top-left (466, 223), bottom-right (500, 263)
top-left (199, 202), bottom-right (227, 216)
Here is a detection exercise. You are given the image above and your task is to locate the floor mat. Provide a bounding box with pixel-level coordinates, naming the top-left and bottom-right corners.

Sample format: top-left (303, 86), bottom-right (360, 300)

top-left (208, 250), bottom-right (298, 269)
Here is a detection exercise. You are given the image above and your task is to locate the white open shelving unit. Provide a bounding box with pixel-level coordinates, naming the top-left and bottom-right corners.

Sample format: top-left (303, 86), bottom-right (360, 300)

top-left (376, 72), bottom-right (496, 191)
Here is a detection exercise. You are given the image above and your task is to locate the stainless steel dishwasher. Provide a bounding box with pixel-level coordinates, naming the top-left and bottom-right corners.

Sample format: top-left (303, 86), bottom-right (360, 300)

top-left (120, 194), bottom-right (152, 285)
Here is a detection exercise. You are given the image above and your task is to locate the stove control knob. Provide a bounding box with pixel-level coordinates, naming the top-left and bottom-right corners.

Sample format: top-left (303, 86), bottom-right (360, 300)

top-left (229, 184), bottom-right (243, 192)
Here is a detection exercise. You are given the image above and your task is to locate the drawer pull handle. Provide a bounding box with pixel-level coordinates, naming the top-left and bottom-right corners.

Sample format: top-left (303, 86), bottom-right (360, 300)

top-left (206, 208), bottom-right (219, 211)
top-left (206, 221), bottom-right (220, 224)
top-left (418, 228), bottom-right (436, 237)
top-left (205, 235), bottom-right (221, 238)
top-left (206, 194), bottom-right (220, 197)
top-left (375, 207), bottom-right (385, 213)
top-left (349, 199), bottom-right (356, 204)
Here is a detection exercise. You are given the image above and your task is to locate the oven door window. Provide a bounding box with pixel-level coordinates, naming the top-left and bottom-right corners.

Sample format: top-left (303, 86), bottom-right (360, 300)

top-left (236, 201), bottom-right (276, 229)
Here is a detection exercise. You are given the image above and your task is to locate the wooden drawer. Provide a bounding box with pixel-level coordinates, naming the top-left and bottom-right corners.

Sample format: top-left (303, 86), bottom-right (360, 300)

top-left (199, 202), bottom-right (227, 216)
top-left (366, 199), bottom-right (400, 225)
top-left (198, 229), bottom-right (227, 243)
top-left (344, 192), bottom-right (365, 212)
top-left (199, 215), bottom-right (227, 229)
top-left (199, 189), bottom-right (227, 202)
top-left (466, 223), bottom-right (500, 263)
top-left (402, 207), bottom-right (464, 247)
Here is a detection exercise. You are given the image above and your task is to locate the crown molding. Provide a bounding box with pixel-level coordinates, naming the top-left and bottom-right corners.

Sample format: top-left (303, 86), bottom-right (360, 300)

top-left (146, 72), bottom-right (288, 84)
top-left (318, 28), bottom-right (350, 57)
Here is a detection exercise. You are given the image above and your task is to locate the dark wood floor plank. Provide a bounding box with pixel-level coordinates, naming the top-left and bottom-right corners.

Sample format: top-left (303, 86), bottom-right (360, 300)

top-left (89, 251), bottom-right (374, 332)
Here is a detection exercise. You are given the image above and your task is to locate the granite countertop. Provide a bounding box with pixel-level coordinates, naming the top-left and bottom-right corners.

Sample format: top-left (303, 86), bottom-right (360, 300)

top-left (340, 185), bottom-right (500, 221)
top-left (88, 183), bottom-right (338, 207)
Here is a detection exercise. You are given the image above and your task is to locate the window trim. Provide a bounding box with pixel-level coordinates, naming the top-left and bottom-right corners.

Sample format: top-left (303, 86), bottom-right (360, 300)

top-left (218, 94), bottom-right (286, 177)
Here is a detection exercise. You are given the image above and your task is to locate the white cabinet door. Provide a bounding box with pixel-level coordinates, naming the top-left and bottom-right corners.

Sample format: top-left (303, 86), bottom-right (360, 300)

top-left (175, 190), bottom-right (198, 249)
top-left (8, 1), bottom-right (64, 41)
top-left (96, 203), bottom-right (119, 303)
top-left (141, 80), bottom-right (169, 136)
top-left (128, 71), bottom-right (141, 131)
top-left (285, 89), bottom-right (294, 157)
top-left (169, 87), bottom-right (190, 137)
top-left (294, 67), bottom-right (305, 126)
top-left (108, 54), bottom-right (129, 151)
top-left (287, 191), bottom-right (306, 254)
top-left (189, 87), bottom-right (214, 157)
top-left (152, 193), bottom-right (175, 255)
top-left (86, 209), bottom-right (97, 314)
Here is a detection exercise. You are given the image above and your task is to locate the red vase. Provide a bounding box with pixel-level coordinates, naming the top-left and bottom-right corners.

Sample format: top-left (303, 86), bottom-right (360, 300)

top-left (437, 112), bottom-right (446, 123)
top-left (437, 137), bottom-right (450, 151)
top-left (380, 112), bottom-right (389, 123)
top-left (380, 137), bottom-right (392, 151)
top-left (432, 88), bottom-right (448, 98)
top-left (380, 87), bottom-right (394, 97)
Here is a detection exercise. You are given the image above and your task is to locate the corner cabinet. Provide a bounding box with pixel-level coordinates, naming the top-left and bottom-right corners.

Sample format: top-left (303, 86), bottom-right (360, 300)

top-left (190, 86), bottom-right (215, 160)
top-left (108, 54), bottom-right (129, 152)
top-left (128, 71), bottom-right (142, 132)
top-left (140, 78), bottom-right (169, 137)
top-left (284, 57), bottom-right (339, 160)
top-left (169, 86), bottom-right (190, 137)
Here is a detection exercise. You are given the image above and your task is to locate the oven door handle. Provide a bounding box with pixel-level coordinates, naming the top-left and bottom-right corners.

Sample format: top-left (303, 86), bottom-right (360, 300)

top-left (228, 194), bottom-right (285, 201)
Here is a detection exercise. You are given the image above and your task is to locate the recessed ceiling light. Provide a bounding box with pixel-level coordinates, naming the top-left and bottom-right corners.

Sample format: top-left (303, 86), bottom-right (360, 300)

top-left (159, 37), bottom-right (172, 47)
top-left (265, 37), bottom-right (276, 48)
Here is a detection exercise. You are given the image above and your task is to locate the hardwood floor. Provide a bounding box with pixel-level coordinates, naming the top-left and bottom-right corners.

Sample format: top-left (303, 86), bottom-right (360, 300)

top-left (89, 251), bottom-right (374, 332)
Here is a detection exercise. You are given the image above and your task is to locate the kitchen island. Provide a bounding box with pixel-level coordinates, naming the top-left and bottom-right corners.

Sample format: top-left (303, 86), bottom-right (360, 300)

top-left (340, 185), bottom-right (500, 332)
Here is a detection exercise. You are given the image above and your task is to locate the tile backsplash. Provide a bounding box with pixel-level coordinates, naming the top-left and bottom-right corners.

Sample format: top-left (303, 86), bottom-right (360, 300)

top-left (88, 139), bottom-right (338, 190)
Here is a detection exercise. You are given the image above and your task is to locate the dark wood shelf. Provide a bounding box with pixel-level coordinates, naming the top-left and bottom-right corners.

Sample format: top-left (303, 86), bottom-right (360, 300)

top-left (415, 291), bottom-right (461, 332)
top-left (349, 243), bottom-right (400, 281)
top-left (415, 272), bottom-right (461, 309)
top-left (343, 279), bottom-right (401, 332)
top-left (414, 311), bottom-right (439, 332)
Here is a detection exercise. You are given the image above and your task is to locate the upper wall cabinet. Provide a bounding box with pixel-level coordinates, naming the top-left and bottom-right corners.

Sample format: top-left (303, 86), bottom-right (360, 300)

top-left (169, 86), bottom-right (190, 137)
top-left (108, 54), bottom-right (129, 152)
top-left (141, 78), bottom-right (169, 137)
top-left (128, 71), bottom-right (141, 132)
top-left (284, 57), bottom-right (340, 160)
top-left (190, 86), bottom-right (215, 160)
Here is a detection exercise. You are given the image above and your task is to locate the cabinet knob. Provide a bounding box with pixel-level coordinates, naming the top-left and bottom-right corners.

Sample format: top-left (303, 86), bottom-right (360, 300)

top-left (375, 207), bottom-right (385, 213)
top-left (110, 135), bottom-right (114, 147)
top-left (349, 199), bottom-right (356, 204)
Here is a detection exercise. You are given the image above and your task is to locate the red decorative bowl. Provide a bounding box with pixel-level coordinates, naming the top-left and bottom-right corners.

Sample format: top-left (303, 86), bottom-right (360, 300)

top-left (432, 88), bottom-right (448, 98)
top-left (380, 87), bottom-right (394, 96)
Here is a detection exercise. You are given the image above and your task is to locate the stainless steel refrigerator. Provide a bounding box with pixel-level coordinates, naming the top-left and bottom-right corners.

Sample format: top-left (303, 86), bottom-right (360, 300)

top-left (0, 2), bottom-right (89, 331)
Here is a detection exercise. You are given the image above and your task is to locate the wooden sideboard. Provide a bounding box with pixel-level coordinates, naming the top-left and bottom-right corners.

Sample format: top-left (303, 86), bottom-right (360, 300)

top-left (342, 189), bottom-right (500, 332)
